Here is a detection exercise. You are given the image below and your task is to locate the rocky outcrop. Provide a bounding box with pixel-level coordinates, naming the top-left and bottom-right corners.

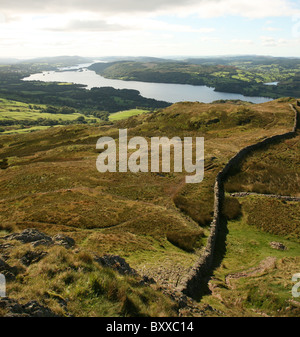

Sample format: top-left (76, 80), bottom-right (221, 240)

top-left (20, 251), bottom-right (48, 267)
top-left (177, 103), bottom-right (299, 298)
top-left (0, 229), bottom-right (76, 281)
top-left (4, 229), bottom-right (75, 249)
top-left (94, 254), bottom-right (138, 276)
top-left (4, 229), bottom-right (52, 244)
top-left (52, 234), bottom-right (75, 249)
top-left (0, 259), bottom-right (18, 281)
top-left (0, 298), bottom-right (59, 317)
top-left (270, 242), bottom-right (287, 251)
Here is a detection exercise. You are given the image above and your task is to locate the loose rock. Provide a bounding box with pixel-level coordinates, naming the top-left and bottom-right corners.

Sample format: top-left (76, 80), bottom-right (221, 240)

top-left (20, 251), bottom-right (48, 267)
top-left (0, 297), bottom-right (59, 317)
top-left (4, 229), bottom-right (52, 245)
top-left (52, 234), bottom-right (75, 249)
top-left (95, 254), bottom-right (137, 276)
top-left (270, 242), bottom-right (287, 251)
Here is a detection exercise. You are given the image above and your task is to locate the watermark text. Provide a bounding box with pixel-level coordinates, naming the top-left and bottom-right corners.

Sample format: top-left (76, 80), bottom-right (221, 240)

top-left (96, 129), bottom-right (204, 184)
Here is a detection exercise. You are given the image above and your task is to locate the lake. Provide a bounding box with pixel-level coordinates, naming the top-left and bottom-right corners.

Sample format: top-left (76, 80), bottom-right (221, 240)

top-left (23, 64), bottom-right (272, 104)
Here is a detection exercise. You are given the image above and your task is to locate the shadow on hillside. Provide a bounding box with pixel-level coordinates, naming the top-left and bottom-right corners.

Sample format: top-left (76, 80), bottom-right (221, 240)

top-left (191, 216), bottom-right (229, 302)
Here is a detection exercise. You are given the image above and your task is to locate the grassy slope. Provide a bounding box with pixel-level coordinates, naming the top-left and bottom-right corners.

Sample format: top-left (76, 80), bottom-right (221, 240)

top-left (0, 98), bottom-right (299, 316)
top-left (198, 121), bottom-right (300, 317)
top-left (109, 109), bottom-right (149, 121)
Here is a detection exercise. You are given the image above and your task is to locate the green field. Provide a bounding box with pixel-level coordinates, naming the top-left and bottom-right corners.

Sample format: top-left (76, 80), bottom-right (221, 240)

top-left (109, 109), bottom-right (149, 121)
top-left (0, 98), bottom-right (102, 134)
top-left (200, 217), bottom-right (300, 317)
top-left (0, 98), bottom-right (99, 122)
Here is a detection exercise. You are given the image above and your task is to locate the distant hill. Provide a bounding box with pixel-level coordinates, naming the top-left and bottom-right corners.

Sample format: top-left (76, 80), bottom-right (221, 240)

top-left (20, 56), bottom-right (94, 66)
top-left (0, 58), bottom-right (20, 64)
top-left (94, 56), bottom-right (173, 63)
top-left (184, 55), bottom-right (300, 66)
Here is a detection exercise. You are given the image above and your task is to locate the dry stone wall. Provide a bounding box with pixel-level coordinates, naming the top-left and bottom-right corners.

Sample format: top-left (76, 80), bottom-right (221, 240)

top-left (178, 103), bottom-right (299, 298)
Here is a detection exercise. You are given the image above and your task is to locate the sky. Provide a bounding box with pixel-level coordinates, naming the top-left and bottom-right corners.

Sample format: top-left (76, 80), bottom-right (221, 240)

top-left (1, 0), bottom-right (300, 59)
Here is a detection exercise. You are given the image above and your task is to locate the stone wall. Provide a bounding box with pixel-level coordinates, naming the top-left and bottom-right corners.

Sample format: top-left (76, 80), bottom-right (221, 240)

top-left (177, 103), bottom-right (299, 298)
top-left (230, 192), bottom-right (300, 202)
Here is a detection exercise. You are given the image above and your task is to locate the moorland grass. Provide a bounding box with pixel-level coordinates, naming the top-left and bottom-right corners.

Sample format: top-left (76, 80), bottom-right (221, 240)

top-left (0, 98), bottom-right (299, 316)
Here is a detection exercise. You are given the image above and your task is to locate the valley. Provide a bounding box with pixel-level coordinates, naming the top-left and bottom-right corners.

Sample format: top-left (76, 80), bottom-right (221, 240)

top-left (0, 90), bottom-right (299, 316)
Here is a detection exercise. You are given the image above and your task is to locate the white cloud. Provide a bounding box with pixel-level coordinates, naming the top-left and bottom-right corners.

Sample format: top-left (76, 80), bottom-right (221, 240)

top-left (1, 0), bottom-right (300, 58)
top-left (0, 0), bottom-right (299, 18)
top-left (263, 27), bottom-right (282, 32)
top-left (231, 39), bottom-right (254, 45)
top-left (260, 36), bottom-right (288, 47)
top-left (29, 13), bottom-right (216, 34)
top-left (46, 19), bottom-right (128, 32)
top-left (186, 0), bottom-right (299, 18)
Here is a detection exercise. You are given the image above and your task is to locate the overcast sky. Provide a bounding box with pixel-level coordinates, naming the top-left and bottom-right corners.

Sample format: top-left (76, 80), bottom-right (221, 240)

top-left (1, 0), bottom-right (300, 58)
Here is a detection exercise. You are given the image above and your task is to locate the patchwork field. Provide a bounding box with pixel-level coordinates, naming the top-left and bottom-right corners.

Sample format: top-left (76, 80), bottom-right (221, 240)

top-left (0, 98), bottom-right (102, 134)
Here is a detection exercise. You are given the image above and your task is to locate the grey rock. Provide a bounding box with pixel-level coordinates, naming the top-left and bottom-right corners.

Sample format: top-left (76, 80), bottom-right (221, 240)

top-left (140, 275), bottom-right (156, 286)
top-left (0, 297), bottom-right (59, 317)
top-left (4, 229), bottom-right (52, 244)
top-left (0, 258), bottom-right (17, 280)
top-left (20, 251), bottom-right (47, 267)
top-left (270, 242), bottom-right (287, 251)
top-left (31, 239), bottom-right (53, 248)
top-left (2, 229), bottom-right (76, 250)
top-left (52, 234), bottom-right (75, 249)
top-left (95, 254), bottom-right (137, 276)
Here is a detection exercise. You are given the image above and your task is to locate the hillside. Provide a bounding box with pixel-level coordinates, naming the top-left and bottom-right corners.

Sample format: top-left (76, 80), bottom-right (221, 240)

top-left (0, 98), bottom-right (299, 317)
top-left (89, 57), bottom-right (300, 99)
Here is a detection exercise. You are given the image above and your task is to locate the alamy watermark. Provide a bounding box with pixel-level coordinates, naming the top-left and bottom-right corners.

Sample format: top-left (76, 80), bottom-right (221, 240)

top-left (96, 129), bottom-right (204, 184)
top-left (292, 273), bottom-right (300, 298)
top-left (0, 273), bottom-right (6, 298)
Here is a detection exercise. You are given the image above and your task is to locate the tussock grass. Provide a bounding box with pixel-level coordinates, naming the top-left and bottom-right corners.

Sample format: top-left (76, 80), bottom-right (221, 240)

top-left (1, 98), bottom-right (299, 316)
top-left (166, 230), bottom-right (204, 252)
top-left (241, 196), bottom-right (300, 242)
top-left (6, 245), bottom-right (177, 317)
top-left (225, 135), bottom-right (300, 197)
top-left (222, 197), bottom-right (241, 220)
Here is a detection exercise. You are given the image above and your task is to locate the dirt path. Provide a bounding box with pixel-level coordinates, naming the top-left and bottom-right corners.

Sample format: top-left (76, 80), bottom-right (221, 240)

top-left (225, 257), bottom-right (277, 289)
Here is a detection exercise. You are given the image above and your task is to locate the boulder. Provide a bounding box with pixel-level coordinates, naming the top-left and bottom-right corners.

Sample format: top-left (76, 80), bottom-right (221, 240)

top-left (4, 229), bottom-right (52, 245)
top-left (52, 234), bottom-right (75, 249)
top-left (95, 254), bottom-right (137, 276)
top-left (3, 229), bottom-right (75, 249)
top-left (0, 258), bottom-right (17, 280)
top-left (0, 298), bottom-right (59, 317)
top-left (270, 242), bottom-right (287, 251)
top-left (20, 251), bottom-right (47, 267)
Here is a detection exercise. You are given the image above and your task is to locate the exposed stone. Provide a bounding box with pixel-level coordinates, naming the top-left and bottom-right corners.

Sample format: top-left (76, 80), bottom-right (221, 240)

top-left (0, 258), bottom-right (17, 280)
top-left (0, 243), bottom-right (12, 261)
top-left (4, 229), bottom-right (52, 244)
top-left (3, 229), bottom-right (75, 249)
top-left (20, 251), bottom-right (48, 267)
top-left (140, 275), bottom-right (156, 286)
top-left (0, 297), bottom-right (59, 317)
top-left (52, 234), bottom-right (75, 249)
top-left (270, 242), bottom-right (287, 251)
top-left (0, 243), bottom-right (13, 251)
top-left (95, 254), bottom-right (137, 276)
top-left (31, 239), bottom-right (53, 248)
